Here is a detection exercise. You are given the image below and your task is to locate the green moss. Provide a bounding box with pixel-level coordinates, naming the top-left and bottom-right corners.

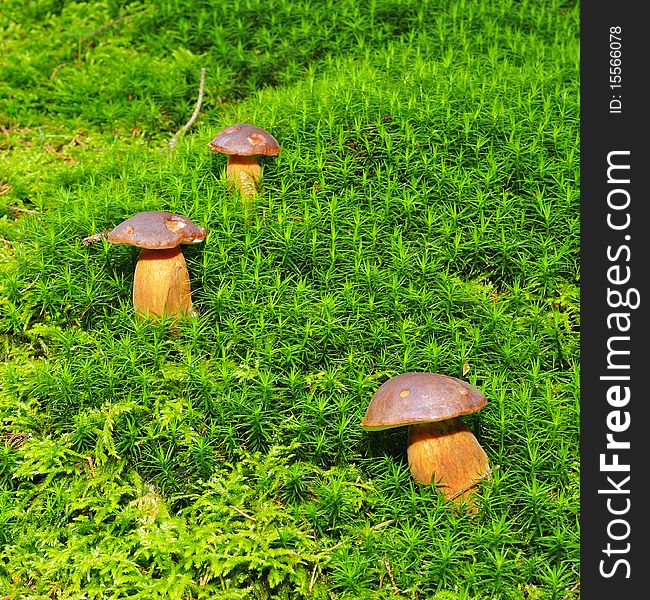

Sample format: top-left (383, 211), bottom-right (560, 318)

top-left (1, 0), bottom-right (579, 597)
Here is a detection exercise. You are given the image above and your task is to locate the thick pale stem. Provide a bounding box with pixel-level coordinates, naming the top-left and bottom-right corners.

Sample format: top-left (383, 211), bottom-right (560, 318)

top-left (226, 155), bottom-right (261, 214)
top-left (133, 247), bottom-right (194, 318)
top-left (407, 418), bottom-right (489, 509)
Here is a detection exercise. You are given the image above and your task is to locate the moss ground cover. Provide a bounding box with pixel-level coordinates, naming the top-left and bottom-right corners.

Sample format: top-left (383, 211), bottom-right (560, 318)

top-left (1, 0), bottom-right (579, 597)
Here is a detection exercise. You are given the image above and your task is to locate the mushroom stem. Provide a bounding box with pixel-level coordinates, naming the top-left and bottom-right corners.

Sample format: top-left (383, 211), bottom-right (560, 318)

top-left (133, 247), bottom-right (194, 318)
top-left (407, 418), bottom-right (489, 506)
top-left (226, 155), bottom-right (261, 209)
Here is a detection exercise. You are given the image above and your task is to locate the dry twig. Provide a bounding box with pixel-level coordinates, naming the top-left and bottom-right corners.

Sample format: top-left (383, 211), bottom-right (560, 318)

top-left (8, 204), bottom-right (39, 215)
top-left (82, 230), bottom-right (111, 246)
top-left (2, 432), bottom-right (33, 450)
top-left (86, 456), bottom-right (96, 478)
top-left (78, 7), bottom-right (148, 46)
top-left (169, 67), bottom-right (207, 150)
top-left (383, 559), bottom-right (400, 595)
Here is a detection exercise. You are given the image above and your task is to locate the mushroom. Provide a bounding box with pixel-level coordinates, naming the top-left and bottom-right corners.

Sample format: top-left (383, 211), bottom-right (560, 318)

top-left (207, 123), bottom-right (280, 210)
top-left (107, 211), bottom-right (207, 318)
top-left (361, 372), bottom-right (490, 508)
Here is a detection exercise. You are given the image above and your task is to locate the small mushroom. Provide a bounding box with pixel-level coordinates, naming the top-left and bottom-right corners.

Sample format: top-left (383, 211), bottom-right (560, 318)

top-left (207, 123), bottom-right (280, 211)
top-left (361, 372), bottom-right (490, 509)
top-left (107, 211), bottom-right (207, 318)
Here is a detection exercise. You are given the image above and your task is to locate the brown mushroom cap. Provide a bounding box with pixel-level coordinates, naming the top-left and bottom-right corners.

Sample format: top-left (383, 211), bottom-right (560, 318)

top-left (107, 212), bottom-right (207, 250)
top-left (360, 372), bottom-right (487, 431)
top-left (207, 124), bottom-right (281, 157)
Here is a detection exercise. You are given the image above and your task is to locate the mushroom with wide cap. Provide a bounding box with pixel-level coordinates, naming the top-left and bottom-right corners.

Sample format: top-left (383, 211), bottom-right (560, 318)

top-left (207, 123), bottom-right (280, 210)
top-left (107, 211), bottom-right (207, 318)
top-left (361, 372), bottom-right (490, 508)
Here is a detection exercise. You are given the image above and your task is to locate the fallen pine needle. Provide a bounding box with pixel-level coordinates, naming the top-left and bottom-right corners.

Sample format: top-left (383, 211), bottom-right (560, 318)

top-left (308, 563), bottom-right (318, 594)
top-left (229, 505), bottom-right (257, 521)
